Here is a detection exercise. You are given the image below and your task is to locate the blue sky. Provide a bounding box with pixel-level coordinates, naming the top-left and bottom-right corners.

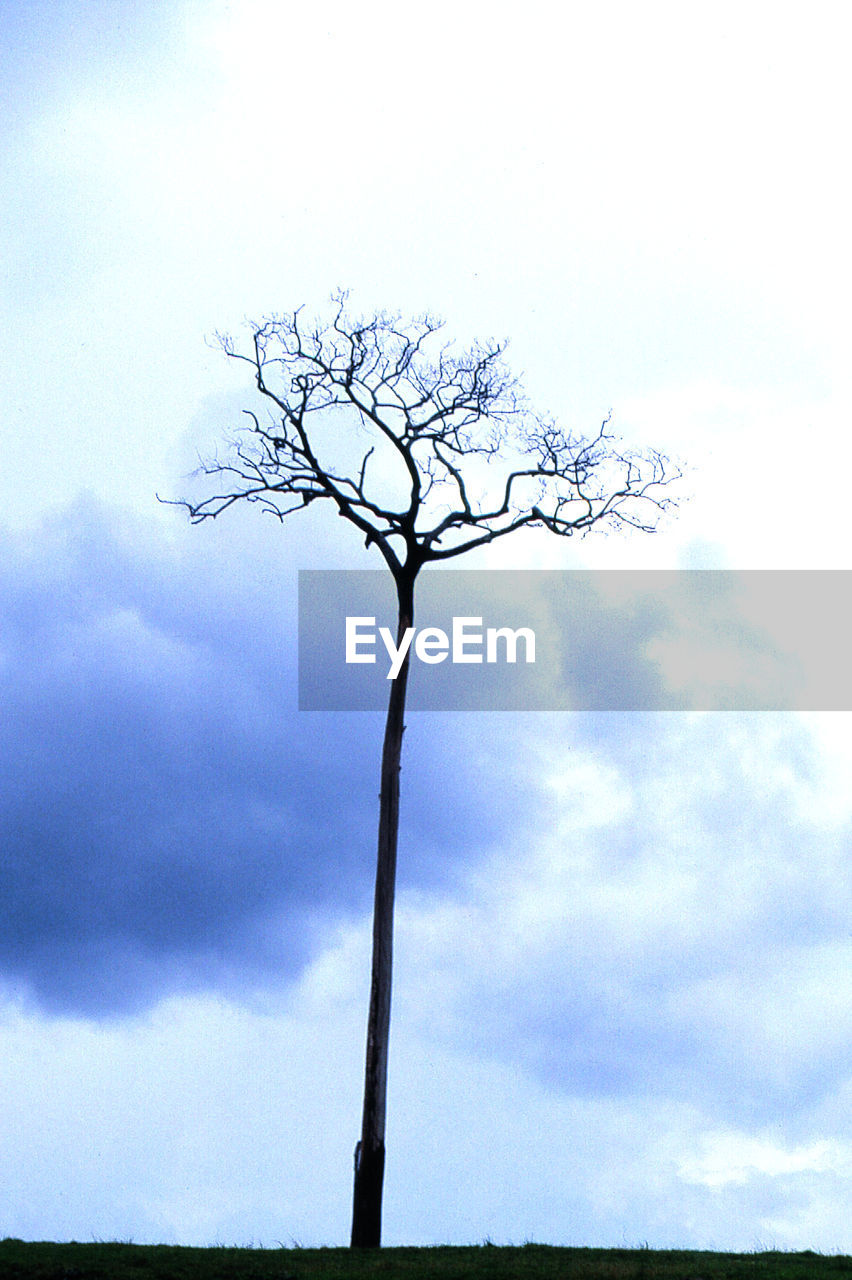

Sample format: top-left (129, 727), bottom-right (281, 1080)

top-left (2, 0), bottom-right (852, 1251)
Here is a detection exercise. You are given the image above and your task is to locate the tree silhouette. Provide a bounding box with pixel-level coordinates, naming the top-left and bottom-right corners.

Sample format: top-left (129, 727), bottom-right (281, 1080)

top-left (174, 293), bottom-right (680, 1248)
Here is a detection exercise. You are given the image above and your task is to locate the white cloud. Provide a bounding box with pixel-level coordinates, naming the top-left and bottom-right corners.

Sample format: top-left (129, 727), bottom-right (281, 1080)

top-left (3, 969), bottom-right (850, 1251)
top-left (385, 714), bottom-right (852, 1120)
top-left (0, 989), bottom-right (364, 1246)
top-left (677, 1130), bottom-right (846, 1190)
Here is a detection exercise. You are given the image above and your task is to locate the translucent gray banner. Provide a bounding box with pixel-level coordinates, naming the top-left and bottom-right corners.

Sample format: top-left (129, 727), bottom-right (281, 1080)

top-left (298, 570), bottom-right (852, 711)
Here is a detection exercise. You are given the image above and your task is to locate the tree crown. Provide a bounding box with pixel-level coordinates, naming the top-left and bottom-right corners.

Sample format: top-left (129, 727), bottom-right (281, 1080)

top-left (177, 293), bottom-right (680, 580)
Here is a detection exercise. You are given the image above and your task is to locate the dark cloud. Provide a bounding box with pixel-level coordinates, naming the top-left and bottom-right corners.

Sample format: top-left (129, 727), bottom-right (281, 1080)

top-left (9, 494), bottom-right (848, 1149)
top-left (0, 499), bottom-right (527, 1016)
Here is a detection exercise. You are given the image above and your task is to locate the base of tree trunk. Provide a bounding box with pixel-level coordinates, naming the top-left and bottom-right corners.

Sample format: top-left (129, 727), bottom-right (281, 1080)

top-left (350, 1140), bottom-right (386, 1248)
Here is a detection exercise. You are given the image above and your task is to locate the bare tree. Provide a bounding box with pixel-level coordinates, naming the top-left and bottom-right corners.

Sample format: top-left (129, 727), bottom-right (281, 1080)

top-left (172, 292), bottom-right (679, 1248)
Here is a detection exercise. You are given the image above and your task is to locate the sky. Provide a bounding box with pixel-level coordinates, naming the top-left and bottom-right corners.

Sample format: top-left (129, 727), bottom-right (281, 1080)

top-left (2, 0), bottom-right (852, 1252)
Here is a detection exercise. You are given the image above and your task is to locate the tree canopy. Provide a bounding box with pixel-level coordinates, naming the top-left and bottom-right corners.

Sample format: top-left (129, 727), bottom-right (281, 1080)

top-left (182, 294), bottom-right (679, 578)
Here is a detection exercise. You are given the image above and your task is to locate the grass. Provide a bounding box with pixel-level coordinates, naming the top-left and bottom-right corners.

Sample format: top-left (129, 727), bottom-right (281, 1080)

top-left (1, 1240), bottom-right (850, 1280)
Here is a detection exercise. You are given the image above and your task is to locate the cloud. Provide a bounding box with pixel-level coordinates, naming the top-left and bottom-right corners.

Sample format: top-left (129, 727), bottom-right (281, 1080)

top-left (677, 1131), bottom-right (846, 1190)
top-left (3, 965), bottom-right (851, 1251)
top-left (387, 713), bottom-right (852, 1129)
top-left (3, 500), bottom-right (852, 1247)
top-left (1, 499), bottom-right (523, 1015)
top-left (0, 988), bottom-right (365, 1246)
top-left (11, 494), bottom-right (848, 1132)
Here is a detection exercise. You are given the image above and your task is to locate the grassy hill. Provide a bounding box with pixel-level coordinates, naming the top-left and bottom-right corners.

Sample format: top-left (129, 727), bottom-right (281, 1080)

top-left (1, 1240), bottom-right (850, 1280)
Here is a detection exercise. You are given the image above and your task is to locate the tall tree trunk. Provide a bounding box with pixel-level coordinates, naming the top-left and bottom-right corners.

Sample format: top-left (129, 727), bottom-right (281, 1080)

top-left (350, 574), bottom-right (414, 1248)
